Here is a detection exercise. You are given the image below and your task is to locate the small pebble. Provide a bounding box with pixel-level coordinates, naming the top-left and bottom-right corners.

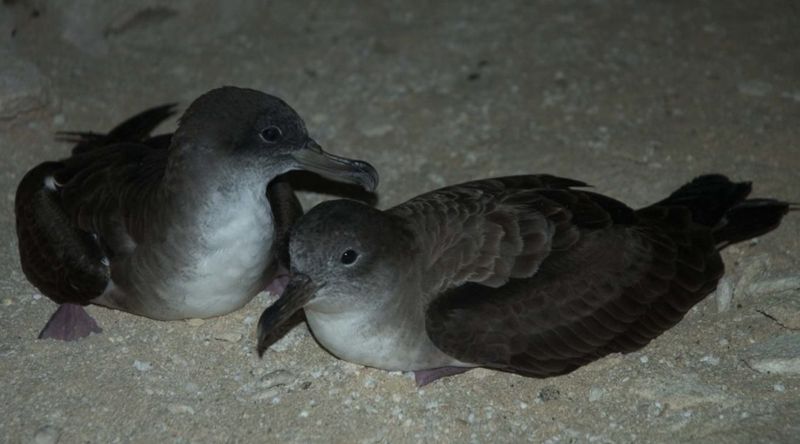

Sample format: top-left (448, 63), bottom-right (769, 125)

top-left (167, 404), bottom-right (195, 415)
top-left (773, 383), bottom-right (785, 392)
top-left (133, 360), bottom-right (153, 372)
top-left (640, 355), bottom-right (649, 364)
top-left (743, 334), bottom-right (800, 375)
top-left (589, 387), bottom-right (604, 402)
top-left (2, 297), bottom-right (13, 306)
top-left (715, 277), bottom-right (733, 312)
top-left (537, 385), bottom-right (560, 402)
top-left (747, 277), bottom-right (800, 296)
top-left (186, 318), bottom-right (205, 327)
top-left (33, 425), bottom-right (60, 444)
top-left (258, 369), bottom-right (295, 389)
top-left (254, 388), bottom-right (280, 401)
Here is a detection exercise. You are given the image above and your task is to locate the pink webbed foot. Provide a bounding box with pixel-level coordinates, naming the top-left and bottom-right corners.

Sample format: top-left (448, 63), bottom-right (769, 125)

top-left (265, 266), bottom-right (290, 296)
top-left (38, 303), bottom-right (102, 341)
top-left (414, 366), bottom-right (472, 386)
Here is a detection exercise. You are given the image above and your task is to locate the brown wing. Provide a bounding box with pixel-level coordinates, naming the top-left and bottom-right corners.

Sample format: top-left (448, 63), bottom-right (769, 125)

top-left (15, 161), bottom-right (110, 304)
top-left (14, 105), bottom-right (175, 304)
top-left (389, 175), bottom-right (590, 294)
top-left (424, 186), bottom-right (723, 376)
top-left (266, 177), bottom-right (303, 269)
top-left (55, 142), bottom-right (168, 250)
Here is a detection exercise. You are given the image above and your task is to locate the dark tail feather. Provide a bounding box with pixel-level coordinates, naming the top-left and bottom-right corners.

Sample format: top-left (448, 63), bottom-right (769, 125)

top-left (58, 103), bottom-right (178, 154)
top-left (652, 174), bottom-right (792, 248)
top-left (713, 199), bottom-right (793, 249)
top-left (653, 174), bottom-right (752, 226)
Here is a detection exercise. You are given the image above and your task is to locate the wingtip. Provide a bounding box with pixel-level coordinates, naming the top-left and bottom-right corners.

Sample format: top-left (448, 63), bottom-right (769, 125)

top-left (255, 314), bottom-right (272, 358)
top-left (256, 343), bottom-right (267, 358)
top-left (255, 326), bottom-right (266, 358)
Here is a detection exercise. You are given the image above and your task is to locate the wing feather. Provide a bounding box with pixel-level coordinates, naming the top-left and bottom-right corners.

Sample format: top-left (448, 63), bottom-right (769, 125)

top-left (389, 176), bottom-right (585, 294)
top-left (15, 105), bottom-right (174, 304)
top-left (425, 195), bottom-right (723, 376)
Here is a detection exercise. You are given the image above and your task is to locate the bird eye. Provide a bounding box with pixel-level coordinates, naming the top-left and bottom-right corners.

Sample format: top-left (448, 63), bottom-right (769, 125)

top-left (340, 249), bottom-right (359, 265)
top-left (260, 126), bottom-right (283, 143)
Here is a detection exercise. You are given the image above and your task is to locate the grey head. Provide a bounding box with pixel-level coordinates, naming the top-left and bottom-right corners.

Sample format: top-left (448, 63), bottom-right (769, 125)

top-left (256, 199), bottom-right (414, 355)
top-left (170, 86), bottom-right (378, 190)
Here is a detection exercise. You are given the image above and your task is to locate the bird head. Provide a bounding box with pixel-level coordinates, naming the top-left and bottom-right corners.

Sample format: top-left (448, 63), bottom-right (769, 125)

top-left (172, 86), bottom-right (378, 191)
top-left (256, 199), bottom-right (415, 356)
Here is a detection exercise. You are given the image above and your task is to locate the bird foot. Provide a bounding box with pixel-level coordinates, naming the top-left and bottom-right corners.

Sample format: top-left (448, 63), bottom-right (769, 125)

top-left (414, 366), bottom-right (472, 386)
top-left (265, 269), bottom-right (290, 296)
top-left (38, 303), bottom-right (102, 341)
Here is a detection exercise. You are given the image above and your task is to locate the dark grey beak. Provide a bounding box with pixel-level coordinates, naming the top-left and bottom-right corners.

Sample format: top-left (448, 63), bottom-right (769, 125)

top-left (290, 140), bottom-right (379, 192)
top-left (256, 273), bottom-right (317, 357)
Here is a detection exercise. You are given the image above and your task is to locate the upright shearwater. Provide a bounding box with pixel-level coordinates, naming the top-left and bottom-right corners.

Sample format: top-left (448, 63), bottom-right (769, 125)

top-left (15, 86), bottom-right (378, 340)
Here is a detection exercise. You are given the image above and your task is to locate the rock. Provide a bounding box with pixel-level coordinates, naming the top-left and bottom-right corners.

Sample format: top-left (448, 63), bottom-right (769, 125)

top-left (133, 360), bottom-right (153, 372)
top-left (32, 425), bottom-right (60, 444)
top-left (630, 374), bottom-right (735, 410)
top-left (699, 355), bottom-right (720, 366)
top-left (537, 385), bottom-right (560, 402)
top-left (733, 255), bottom-right (771, 302)
top-left (588, 387), bottom-right (605, 402)
top-left (756, 291), bottom-right (800, 330)
top-left (747, 277), bottom-right (800, 297)
top-left (0, 51), bottom-right (51, 121)
top-left (743, 334), bottom-right (800, 375)
top-left (715, 277), bottom-right (733, 313)
top-left (244, 369), bottom-right (297, 401)
top-left (258, 369), bottom-right (295, 390)
top-left (167, 403), bottom-right (195, 415)
top-left (185, 318), bottom-right (205, 327)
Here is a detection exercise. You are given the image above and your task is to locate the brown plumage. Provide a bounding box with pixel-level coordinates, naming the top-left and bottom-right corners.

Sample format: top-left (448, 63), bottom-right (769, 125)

top-left (15, 87), bottom-right (377, 340)
top-left (257, 174), bottom-right (792, 384)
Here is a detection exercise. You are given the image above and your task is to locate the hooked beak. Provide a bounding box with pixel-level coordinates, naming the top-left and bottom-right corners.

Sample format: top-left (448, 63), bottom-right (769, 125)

top-left (290, 139), bottom-right (379, 192)
top-left (256, 273), bottom-right (318, 357)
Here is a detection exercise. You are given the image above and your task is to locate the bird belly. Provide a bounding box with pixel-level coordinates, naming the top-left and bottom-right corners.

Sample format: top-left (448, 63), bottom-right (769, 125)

top-left (163, 229), bottom-right (274, 318)
top-left (305, 309), bottom-right (467, 371)
top-left (96, 194), bottom-right (276, 320)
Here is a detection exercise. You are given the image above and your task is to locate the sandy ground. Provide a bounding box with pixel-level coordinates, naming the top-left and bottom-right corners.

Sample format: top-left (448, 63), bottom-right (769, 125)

top-left (1, 1), bottom-right (799, 443)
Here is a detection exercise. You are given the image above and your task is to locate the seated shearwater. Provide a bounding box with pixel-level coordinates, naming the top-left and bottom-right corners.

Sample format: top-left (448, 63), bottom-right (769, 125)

top-left (15, 86), bottom-right (378, 340)
top-left (257, 174), bottom-right (791, 385)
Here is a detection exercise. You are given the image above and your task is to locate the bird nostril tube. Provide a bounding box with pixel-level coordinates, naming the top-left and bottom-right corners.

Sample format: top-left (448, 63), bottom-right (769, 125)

top-left (305, 140), bottom-right (323, 153)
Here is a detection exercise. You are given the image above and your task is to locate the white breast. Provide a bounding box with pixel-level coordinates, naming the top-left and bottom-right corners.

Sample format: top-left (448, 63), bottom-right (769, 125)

top-left (100, 188), bottom-right (277, 320)
top-left (179, 193), bottom-right (274, 315)
top-left (304, 308), bottom-right (464, 371)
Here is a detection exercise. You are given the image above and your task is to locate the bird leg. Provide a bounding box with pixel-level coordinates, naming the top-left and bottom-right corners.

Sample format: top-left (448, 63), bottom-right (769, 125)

top-left (38, 303), bottom-right (102, 341)
top-left (414, 366), bottom-right (472, 386)
top-left (264, 265), bottom-right (290, 296)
